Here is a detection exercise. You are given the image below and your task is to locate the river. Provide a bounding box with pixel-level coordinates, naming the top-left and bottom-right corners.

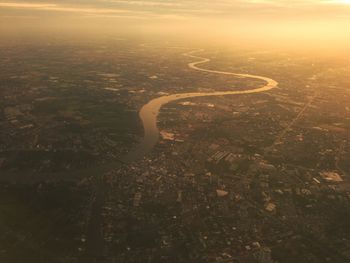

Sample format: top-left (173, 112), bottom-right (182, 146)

top-left (123, 50), bottom-right (278, 162)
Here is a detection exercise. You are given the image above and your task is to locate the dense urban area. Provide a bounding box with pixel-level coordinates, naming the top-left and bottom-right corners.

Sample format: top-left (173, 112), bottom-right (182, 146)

top-left (0, 40), bottom-right (349, 263)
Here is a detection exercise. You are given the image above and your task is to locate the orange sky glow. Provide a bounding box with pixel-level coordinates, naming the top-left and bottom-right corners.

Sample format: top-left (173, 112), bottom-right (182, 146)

top-left (1, 1), bottom-right (350, 51)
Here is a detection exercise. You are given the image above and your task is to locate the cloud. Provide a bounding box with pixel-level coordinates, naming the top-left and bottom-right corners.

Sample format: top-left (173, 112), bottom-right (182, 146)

top-left (0, 2), bottom-right (56, 8)
top-left (103, 0), bottom-right (184, 7)
top-left (0, 0), bottom-right (350, 20)
top-left (0, 2), bottom-right (139, 14)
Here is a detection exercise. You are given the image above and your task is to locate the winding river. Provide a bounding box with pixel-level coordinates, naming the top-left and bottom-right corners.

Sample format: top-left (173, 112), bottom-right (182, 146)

top-left (123, 50), bottom-right (278, 162)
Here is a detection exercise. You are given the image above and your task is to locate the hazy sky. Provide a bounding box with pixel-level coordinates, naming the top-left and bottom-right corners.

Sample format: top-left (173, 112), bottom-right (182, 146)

top-left (1, 0), bottom-right (350, 18)
top-left (1, 1), bottom-right (350, 49)
top-left (1, 0), bottom-right (350, 19)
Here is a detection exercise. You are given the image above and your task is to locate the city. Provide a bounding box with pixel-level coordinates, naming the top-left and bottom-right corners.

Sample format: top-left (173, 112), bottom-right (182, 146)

top-left (1, 1), bottom-right (350, 263)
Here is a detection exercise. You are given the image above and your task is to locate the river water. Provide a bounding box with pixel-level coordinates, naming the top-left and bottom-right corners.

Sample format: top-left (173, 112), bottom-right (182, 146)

top-left (123, 50), bottom-right (278, 162)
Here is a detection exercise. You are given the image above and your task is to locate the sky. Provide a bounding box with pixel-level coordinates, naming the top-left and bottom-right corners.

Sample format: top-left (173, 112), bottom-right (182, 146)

top-left (1, 0), bottom-right (350, 19)
top-left (1, 0), bottom-right (350, 49)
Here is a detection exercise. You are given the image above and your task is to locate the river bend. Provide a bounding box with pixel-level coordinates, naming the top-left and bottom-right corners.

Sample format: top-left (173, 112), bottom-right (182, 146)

top-left (124, 50), bottom-right (278, 162)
